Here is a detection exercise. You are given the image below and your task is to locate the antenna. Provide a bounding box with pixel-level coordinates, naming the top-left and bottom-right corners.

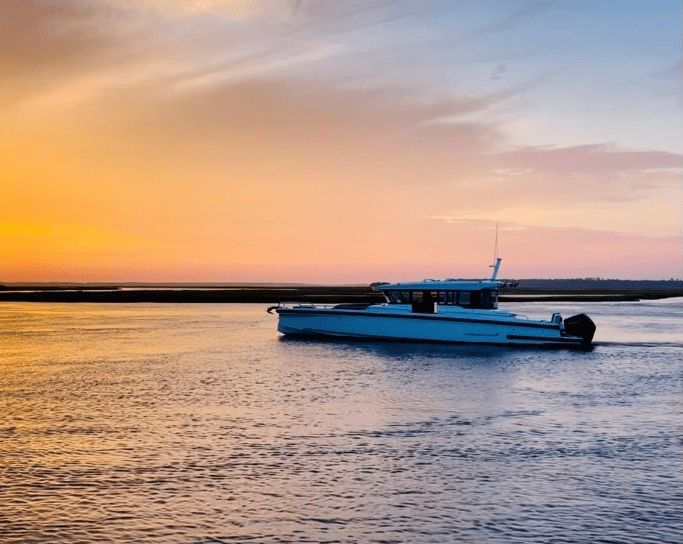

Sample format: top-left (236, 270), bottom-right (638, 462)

top-left (493, 221), bottom-right (499, 261)
top-left (489, 222), bottom-right (502, 280)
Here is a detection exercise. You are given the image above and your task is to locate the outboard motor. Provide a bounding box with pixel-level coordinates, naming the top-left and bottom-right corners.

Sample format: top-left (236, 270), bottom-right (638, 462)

top-left (564, 314), bottom-right (596, 346)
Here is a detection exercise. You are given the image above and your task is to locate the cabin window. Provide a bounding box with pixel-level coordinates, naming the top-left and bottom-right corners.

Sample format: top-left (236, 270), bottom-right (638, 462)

top-left (480, 289), bottom-right (498, 309)
top-left (386, 290), bottom-right (410, 303)
top-left (393, 288), bottom-right (497, 308)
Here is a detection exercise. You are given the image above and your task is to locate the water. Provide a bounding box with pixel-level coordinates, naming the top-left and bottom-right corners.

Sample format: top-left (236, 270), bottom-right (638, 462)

top-left (1, 300), bottom-right (681, 543)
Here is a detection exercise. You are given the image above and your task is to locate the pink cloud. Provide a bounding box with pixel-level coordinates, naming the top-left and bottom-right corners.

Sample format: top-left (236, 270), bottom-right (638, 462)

top-left (497, 143), bottom-right (681, 175)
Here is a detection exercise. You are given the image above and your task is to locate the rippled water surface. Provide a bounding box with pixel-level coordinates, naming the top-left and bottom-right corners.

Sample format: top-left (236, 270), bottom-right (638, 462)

top-left (1, 300), bottom-right (681, 543)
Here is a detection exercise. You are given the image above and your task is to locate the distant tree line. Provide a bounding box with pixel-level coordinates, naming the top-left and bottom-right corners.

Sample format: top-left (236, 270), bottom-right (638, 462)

top-left (513, 279), bottom-right (683, 290)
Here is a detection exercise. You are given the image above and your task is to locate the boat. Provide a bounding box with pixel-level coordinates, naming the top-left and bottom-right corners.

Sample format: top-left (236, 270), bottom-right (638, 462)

top-left (267, 259), bottom-right (595, 348)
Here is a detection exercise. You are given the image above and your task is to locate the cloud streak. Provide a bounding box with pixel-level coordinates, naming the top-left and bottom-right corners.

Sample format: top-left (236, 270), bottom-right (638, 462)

top-left (463, 0), bottom-right (560, 38)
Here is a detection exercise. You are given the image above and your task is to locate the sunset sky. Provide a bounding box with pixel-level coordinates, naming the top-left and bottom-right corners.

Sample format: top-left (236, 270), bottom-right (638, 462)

top-left (2, 0), bottom-right (681, 282)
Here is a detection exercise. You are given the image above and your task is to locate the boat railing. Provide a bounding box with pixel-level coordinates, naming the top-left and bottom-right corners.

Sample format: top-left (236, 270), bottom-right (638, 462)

top-left (267, 301), bottom-right (317, 313)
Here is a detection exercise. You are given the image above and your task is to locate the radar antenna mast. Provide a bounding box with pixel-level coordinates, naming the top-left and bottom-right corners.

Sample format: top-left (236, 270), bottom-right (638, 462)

top-left (490, 222), bottom-right (502, 280)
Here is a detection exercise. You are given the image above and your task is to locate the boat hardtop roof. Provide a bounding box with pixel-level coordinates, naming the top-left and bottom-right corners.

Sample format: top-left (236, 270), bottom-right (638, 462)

top-left (373, 279), bottom-right (505, 292)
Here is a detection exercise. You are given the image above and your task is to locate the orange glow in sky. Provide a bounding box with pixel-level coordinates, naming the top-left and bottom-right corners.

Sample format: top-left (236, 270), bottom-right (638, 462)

top-left (2, 1), bottom-right (681, 282)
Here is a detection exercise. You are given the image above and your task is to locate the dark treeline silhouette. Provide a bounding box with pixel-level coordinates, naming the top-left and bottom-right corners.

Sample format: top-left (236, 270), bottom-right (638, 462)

top-left (0, 279), bottom-right (681, 303)
top-left (514, 279), bottom-right (683, 290)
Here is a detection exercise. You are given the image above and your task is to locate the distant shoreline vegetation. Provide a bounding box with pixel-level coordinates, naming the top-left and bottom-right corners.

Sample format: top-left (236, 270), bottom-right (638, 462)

top-left (2, 279), bottom-right (682, 289)
top-left (0, 280), bottom-right (681, 303)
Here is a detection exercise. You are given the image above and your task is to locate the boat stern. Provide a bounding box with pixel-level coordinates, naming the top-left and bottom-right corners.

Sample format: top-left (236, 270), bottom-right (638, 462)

top-left (563, 313), bottom-right (596, 347)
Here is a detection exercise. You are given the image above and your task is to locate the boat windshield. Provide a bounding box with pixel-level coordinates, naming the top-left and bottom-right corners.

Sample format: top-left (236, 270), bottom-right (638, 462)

top-left (387, 290), bottom-right (411, 303)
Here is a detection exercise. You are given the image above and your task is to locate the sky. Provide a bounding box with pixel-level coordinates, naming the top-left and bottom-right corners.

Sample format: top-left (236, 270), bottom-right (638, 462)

top-left (1, 0), bottom-right (681, 282)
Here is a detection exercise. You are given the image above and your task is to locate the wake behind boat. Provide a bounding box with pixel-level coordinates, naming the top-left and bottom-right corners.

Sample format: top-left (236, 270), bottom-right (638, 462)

top-left (267, 259), bottom-right (595, 348)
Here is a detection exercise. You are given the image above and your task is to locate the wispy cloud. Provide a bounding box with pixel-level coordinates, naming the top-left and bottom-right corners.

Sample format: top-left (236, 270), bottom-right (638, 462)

top-left (497, 143), bottom-right (681, 175)
top-left (0, 0), bottom-right (166, 108)
top-left (491, 63), bottom-right (507, 80)
top-left (2, 0), bottom-right (440, 108)
top-left (650, 59), bottom-right (683, 80)
top-left (464, 0), bottom-right (560, 38)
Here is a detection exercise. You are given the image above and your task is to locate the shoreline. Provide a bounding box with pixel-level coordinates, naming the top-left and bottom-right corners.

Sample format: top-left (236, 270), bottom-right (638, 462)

top-left (0, 286), bottom-right (681, 303)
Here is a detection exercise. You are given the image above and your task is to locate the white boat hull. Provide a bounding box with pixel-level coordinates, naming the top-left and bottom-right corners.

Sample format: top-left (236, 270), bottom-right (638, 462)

top-left (275, 306), bottom-right (589, 348)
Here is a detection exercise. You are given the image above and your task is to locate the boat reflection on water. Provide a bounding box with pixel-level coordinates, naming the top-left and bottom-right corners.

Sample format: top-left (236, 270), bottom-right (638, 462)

top-left (277, 334), bottom-right (520, 358)
top-left (276, 333), bottom-right (594, 362)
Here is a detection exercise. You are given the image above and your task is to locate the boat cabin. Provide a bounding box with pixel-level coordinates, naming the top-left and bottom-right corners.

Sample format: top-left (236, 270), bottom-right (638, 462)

top-left (374, 281), bottom-right (501, 314)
